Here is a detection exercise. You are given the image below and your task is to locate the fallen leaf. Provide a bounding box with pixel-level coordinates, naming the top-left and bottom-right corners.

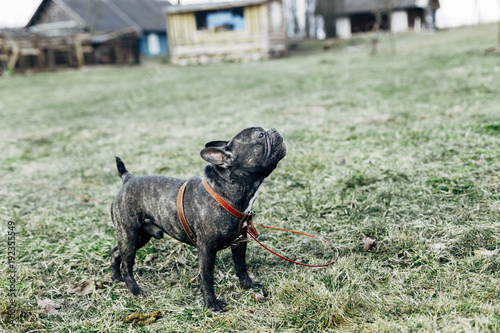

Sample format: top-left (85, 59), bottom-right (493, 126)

top-left (123, 310), bottom-right (162, 326)
top-left (69, 280), bottom-right (96, 296)
top-left (95, 281), bottom-right (112, 289)
top-left (363, 236), bottom-right (376, 252)
top-left (252, 293), bottom-right (266, 303)
top-left (36, 297), bottom-right (62, 314)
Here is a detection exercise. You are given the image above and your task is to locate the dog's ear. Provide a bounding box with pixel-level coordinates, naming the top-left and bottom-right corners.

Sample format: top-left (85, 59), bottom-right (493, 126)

top-left (205, 141), bottom-right (228, 148)
top-left (200, 146), bottom-right (234, 168)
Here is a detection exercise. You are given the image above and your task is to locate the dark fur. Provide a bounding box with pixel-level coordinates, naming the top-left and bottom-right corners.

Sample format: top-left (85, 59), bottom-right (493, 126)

top-left (110, 127), bottom-right (287, 311)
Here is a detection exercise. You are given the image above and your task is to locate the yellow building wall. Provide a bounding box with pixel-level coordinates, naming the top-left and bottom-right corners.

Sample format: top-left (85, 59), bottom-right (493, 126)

top-left (167, 4), bottom-right (285, 64)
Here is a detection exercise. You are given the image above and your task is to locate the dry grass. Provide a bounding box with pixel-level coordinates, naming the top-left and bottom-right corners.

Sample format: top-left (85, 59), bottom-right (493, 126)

top-left (1, 24), bottom-right (499, 332)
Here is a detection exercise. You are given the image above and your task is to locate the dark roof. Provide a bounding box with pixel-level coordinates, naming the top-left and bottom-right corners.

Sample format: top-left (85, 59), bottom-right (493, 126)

top-left (65, 0), bottom-right (132, 32)
top-left (315, 0), bottom-right (423, 17)
top-left (114, 0), bottom-right (168, 31)
top-left (166, 0), bottom-right (268, 14)
top-left (335, 0), bottom-right (423, 15)
top-left (28, 0), bottom-right (170, 33)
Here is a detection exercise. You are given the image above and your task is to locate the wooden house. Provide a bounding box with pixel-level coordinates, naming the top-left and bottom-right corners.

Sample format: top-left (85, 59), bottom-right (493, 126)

top-left (27, 0), bottom-right (170, 61)
top-left (165, 0), bottom-right (287, 65)
top-left (327, 0), bottom-right (433, 39)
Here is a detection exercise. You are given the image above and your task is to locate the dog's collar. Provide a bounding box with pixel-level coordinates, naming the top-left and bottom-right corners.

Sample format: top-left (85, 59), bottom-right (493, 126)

top-left (202, 178), bottom-right (245, 219)
top-left (177, 178), bottom-right (259, 247)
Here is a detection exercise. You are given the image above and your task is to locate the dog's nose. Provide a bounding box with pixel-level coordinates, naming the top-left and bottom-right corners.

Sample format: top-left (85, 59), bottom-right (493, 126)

top-left (268, 128), bottom-right (283, 143)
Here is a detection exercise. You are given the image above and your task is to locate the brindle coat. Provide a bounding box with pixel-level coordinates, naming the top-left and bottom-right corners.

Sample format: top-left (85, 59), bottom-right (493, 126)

top-left (110, 127), bottom-right (287, 311)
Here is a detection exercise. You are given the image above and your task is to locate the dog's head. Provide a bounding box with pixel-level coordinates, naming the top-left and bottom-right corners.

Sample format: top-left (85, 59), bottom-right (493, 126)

top-left (201, 127), bottom-right (287, 177)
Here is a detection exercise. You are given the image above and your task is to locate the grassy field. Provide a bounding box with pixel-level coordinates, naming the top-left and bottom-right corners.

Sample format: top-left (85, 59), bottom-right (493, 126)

top-left (1, 23), bottom-right (499, 332)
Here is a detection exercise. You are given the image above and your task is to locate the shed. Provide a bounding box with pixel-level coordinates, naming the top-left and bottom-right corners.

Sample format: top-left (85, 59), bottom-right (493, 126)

top-left (165, 0), bottom-right (287, 65)
top-left (0, 28), bottom-right (99, 73)
top-left (27, 0), bottom-right (170, 61)
top-left (322, 0), bottom-right (433, 39)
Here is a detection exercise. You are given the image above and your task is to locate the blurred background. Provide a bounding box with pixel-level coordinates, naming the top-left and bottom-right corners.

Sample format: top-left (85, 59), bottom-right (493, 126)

top-left (1, 0), bottom-right (499, 71)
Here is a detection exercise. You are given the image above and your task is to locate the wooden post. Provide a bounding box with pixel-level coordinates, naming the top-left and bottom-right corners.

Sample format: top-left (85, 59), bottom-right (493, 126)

top-left (113, 44), bottom-right (119, 64)
top-left (36, 40), bottom-right (46, 70)
top-left (8, 42), bottom-right (20, 70)
top-left (74, 36), bottom-right (84, 67)
top-left (36, 53), bottom-right (42, 72)
top-left (0, 41), bottom-right (5, 74)
top-left (66, 37), bottom-right (75, 67)
top-left (2, 39), bottom-right (10, 72)
top-left (18, 53), bottom-right (26, 74)
top-left (48, 39), bottom-right (56, 71)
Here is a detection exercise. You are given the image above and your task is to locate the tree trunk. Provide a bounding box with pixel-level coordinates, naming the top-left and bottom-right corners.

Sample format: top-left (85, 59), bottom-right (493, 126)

top-left (305, 0), bottom-right (311, 38)
top-left (324, 14), bottom-right (336, 39)
top-left (371, 11), bottom-right (382, 55)
top-left (290, 0), bottom-right (300, 36)
top-left (316, 0), bottom-right (337, 39)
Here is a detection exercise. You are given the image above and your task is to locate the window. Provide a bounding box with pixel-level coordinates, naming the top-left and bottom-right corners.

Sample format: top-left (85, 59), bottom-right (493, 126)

top-left (195, 7), bottom-right (245, 32)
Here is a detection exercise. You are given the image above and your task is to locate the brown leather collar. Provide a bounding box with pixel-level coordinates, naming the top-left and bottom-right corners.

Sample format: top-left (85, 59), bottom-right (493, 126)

top-left (177, 178), bottom-right (259, 247)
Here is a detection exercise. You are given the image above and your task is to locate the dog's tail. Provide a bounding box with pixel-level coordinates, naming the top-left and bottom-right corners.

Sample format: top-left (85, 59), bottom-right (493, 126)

top-left (115, 156), bottom-right (134, 185)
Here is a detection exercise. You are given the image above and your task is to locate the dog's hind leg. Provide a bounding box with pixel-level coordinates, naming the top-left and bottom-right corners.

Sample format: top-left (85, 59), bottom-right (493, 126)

top-left (112, 219), bottom-right (161, 289)
top-left (117, 228), bottom-right (152, 296)
top-left (111, 245), bottom-right (124, 282)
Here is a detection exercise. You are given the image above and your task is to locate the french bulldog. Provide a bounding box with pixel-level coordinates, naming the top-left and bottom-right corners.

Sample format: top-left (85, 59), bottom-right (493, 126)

top-left (110, 127), bottom-right (287, 311)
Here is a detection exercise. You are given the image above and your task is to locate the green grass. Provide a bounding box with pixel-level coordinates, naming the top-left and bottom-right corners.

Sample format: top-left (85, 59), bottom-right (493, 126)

top-left (1, 24), bottom-right (500, 332)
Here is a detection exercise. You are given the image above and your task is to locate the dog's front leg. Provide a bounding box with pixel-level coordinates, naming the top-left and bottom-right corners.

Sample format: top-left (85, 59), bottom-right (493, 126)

top-left (232, 241), bottom-right (262, 289)
top-left (198, 244), bottom-right (226, 312)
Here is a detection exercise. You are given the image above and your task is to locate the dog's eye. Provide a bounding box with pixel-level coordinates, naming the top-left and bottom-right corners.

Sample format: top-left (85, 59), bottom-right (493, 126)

top-left (258, 132), bottom-right (265, 139)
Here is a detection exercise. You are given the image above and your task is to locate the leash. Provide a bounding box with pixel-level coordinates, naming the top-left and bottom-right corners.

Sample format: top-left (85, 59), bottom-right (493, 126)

top-left (249, 225), bottom-right (339, 267)
top-left (179, 178), bottom-right (339, 267)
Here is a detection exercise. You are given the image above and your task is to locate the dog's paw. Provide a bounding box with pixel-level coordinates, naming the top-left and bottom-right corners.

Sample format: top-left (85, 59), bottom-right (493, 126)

top-left (111, 275), bottom-right (125, 283)
top-left (250, 282), bottom-right (264, 290)
top-left (207, 299), bottom-right (227, 312)
top-left (240, 280), bottom-right (263, 290)
top-left (130, 288), bottom-right (149, 297)
top-left (137, 290), bottom-right (150, 298)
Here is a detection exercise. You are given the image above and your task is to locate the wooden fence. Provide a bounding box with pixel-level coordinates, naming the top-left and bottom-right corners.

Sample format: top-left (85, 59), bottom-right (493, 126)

top-left (0, 29), bottom-right (139, 74)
